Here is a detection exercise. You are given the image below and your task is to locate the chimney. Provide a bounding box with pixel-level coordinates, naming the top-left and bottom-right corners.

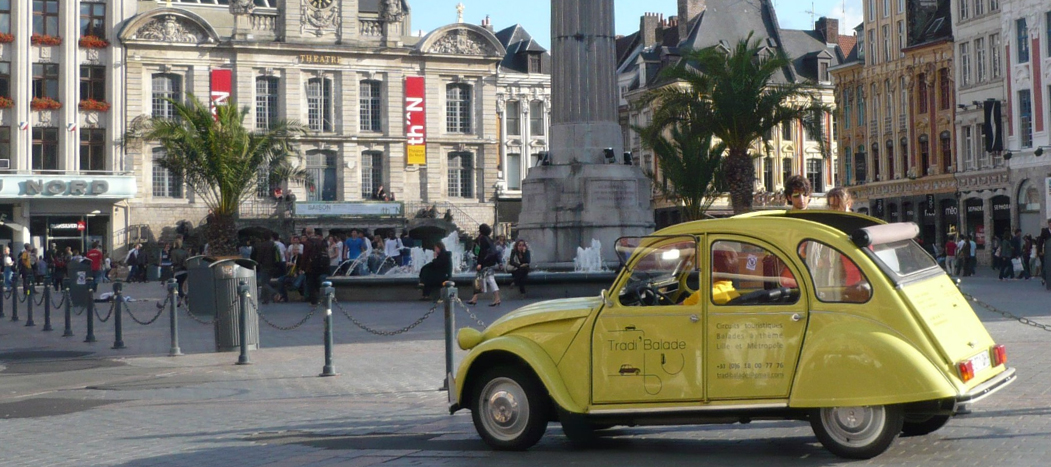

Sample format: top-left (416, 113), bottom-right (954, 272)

top-left (816, 17), bottom-right (839, 45)
top-left (677, 0), bottom-right (705, 40)
top-left (641, 13), bottom-right (660, 48)
top-left (481, 15), bottom-right (494, 33)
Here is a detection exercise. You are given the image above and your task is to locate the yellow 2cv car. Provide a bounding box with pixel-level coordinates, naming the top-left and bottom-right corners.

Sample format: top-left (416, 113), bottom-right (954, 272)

top-left (449, 211), bottom-right (1016, 459)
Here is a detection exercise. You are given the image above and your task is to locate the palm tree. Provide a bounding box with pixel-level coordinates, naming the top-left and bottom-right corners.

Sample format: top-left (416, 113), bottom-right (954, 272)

top-left (643, 33), bottom-right (829, 214)
top-left (127, 95), bottom-right (307, 255)
top-left (637, 118), bottom-right (726, 222)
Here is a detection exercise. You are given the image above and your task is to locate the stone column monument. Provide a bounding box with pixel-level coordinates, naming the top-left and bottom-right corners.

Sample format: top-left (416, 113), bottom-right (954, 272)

top-left (517, 0), bottom-right (654, 266)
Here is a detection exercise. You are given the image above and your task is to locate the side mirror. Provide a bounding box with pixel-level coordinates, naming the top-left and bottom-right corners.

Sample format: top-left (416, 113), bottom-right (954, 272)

top-left (686, 270), bottom-right (701, 291)
top-left (600, 289), bottom-right (614, 307)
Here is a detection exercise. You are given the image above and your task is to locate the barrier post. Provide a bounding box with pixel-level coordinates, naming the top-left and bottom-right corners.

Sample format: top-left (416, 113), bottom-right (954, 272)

top-left (9, 279), bottom-right (16, 322)
top-left (167, 278), bottom-right (183, 356)
top-left (84, 278), bottom-right (96, 343)
top-left (236, 279), bottom-right (251, 365)
top-left (42, 281), bottom-right (53, 331)
top-left (111, 282), bottom-right (125, 350)
top-left (0, 282), bottom-right (6, 319)
top-left (62, 279), bottom-right (73, 337)
top-left (24, 283), bottom-right (35, 327)
top-left (319, 282), bottom-right (336, 377)
top-left (442, 281), bottom-right (457, 391)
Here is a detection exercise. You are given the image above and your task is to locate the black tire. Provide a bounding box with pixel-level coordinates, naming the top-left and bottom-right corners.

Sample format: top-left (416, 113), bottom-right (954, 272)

top-left (471, 366), bottom-right (549, 451)
top-left (901, 414), bottom-right (951, 437)
top-left (810, 405), bottom-right (904, 459)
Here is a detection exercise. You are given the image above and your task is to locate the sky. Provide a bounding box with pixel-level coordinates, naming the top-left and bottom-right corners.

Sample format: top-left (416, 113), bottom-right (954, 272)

top-left (410, 0), bottom-right (864, 48)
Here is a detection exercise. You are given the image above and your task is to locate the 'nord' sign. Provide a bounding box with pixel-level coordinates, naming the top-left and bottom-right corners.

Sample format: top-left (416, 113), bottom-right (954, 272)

top-left (4, 179), bottom-right (110, 196)
top-left (405, 77), bottom-right (427, 166)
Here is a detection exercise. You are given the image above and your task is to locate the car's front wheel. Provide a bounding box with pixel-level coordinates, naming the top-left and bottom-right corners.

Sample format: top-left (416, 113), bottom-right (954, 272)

top-left (471, 367), bottom-right (549, 450)
top-left (810, 405), bottom-right (904, 459)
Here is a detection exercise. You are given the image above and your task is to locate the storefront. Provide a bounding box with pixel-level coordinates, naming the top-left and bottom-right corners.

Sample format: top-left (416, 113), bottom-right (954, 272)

top-left (921, 194), bottom-right (936, 247)
top-left (941, 199), bottom-right (959, 240)
top-left (902, 202), bottom-right (915, 224)
top-left (991, 195), bottom-right (1011, 242)
top-left (887, 202), bottom-right (899, 223)
top-left (964, 198), bottom-right (985, 248)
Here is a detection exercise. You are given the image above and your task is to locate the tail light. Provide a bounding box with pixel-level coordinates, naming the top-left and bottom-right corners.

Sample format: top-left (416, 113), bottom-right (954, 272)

top-left (957, 361), bottom-right (975, 382)
top-left (992, 345), bottom-right (1007, 366)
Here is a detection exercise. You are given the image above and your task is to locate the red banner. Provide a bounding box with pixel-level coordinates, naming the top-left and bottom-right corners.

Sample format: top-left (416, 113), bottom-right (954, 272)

top-left (405, 77), bottom-right (426, 165)
top-left (210, 69), bottom-right (232, 119)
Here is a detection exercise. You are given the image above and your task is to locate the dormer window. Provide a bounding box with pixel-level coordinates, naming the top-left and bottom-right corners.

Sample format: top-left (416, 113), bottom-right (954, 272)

top-left (528, 53), bottom-right (542, 74)
top-left (818, 60), bottom-right (830, 82)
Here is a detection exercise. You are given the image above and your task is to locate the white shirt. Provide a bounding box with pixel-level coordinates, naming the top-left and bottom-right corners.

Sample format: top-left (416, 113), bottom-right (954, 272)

top-left (275, 241), bottom-right (287, 262)
top-left (384, 238), bottom-right (403, 258)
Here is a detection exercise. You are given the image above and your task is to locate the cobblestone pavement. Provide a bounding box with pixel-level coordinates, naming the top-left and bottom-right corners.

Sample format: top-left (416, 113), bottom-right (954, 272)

top-left (0, 270), bottom-right (1049, 467)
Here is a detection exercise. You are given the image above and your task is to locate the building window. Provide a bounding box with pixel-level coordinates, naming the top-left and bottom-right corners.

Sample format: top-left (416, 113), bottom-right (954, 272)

top-left (868, 29), bottom-right (875, 64)
top-left (1017, 18), bottom-right (1030, 64)
top-left (960, 0), bottom-right (969, 20)
top-left (152, 148), bottom-right (183, 198)
top-left (900, 77), bottom-right (907, 120)
top-left (306, 150), bottom-right (337, 201)
top-left (763, 157), bottom-right (774, 190)
top-left (975, 38), bottom-right (986, 83)
top-left (255, 76), bottom-right (279, 130)
top-left (919, 140), bottom-right (930, 174)
top-left (857, 86), bottom-right (866, 122)
top-left (882, 0), bottom-right (889, 17)
top-left (781, 158), bottom-right (792, 183)
top-left (804, 112), bottom-right (822, 142)
top-left (32, 0), bottom-right (59, 37)
top-left (939, 69), bottom-right (951, 110)
top-left (898, 0), bottom-right (905, 13)
top-left (360, 151), bottom-right (384, 200)
top-left (882, 25), bottom-right (890, 62)
top-left (306, 77), bottom-right (333, 132)
top-left (871, 144), bottom-right (880, 180)
top-left (529, 101), bottom-right (545, 136)
top-left (507, 153), bottom-right (522, 190)
top-left (359, 80), bottom-right (382, 132)
top-left (1019, 89), bottom-right (1033, 148)
top-left (959, 43), bottom-right (970, 87)
top-left (448, 152), bottom-right (474, 198)
top-left (32, 128), bottom-right (59, 171)
top-left (80, 129), bottom-right (105, 171)
top-left (843, 90), bottom-right (852, 129)
top-left (1047, 12), bottom-right (1051, 57)
top-left (975, 0), bottom-right (984, 16)
top-left (0, 126), bottom-right (9, 166)
top-left (963, 125), bottom-right (974, 170)
top-left (868, 0), bottom-right (875, 19)
top-left (151, 73), bottom-right (182, 119)
top-left (0, 0), bottom-right (11, 35)
top-left (781, 121), bottom-right (794, 141)
top-left (80, 2), bottom-right (106, 38)
top-left (897, 21), bottom-right (905, 58)
top-left (528, 54), bottom-right (542, 74)
top-left (806, 159), bottom-right (824, 193)
top-left (990, 0), bottom-right (998, 10)
top-left (506, 100), bottom-right (521, 136)
top-left (990, 34), bottom-right (1002, 79)
top-left (80, 65), bottom-right (105, 102)
top-left (940, 132), bottom-right (952, 172)
top-left (854, 147), bottom-right (866, 182)
top-left (0, 62), bottom-right (9, 98)
top-left (446, 84), bottom-right (472, 134)
top-left (843, 148), bottom-right (852, 185)
top-left (32, 64), bottom-right (59, 100)
top-left (886, 141), bottom-right (895, 178)
top-left (917, 74), bottom-right (928, 114)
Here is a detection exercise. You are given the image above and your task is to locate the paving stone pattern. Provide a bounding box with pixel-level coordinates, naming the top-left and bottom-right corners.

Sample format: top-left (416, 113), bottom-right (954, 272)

top-left (0, 272), bottom-right (1049, 466)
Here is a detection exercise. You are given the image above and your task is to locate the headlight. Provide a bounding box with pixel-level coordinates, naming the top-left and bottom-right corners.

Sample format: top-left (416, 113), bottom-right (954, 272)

top-left (457, 328), bottom-right (483, 350)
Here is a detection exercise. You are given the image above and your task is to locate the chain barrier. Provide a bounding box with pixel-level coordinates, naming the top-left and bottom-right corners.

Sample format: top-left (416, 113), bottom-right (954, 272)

top-left (452, 297), bottom-right (488, 328)
top-left (95, 301), bottom-right (115, 323)
top-left (154, 294), bottom-right (171, 311)
top-left (33, 291), bottom-right (46, 307)
top-left (333, 299), bottom-right (438, 336)
top-left (123, 300), bottom-right (166, 326)
top-left (964, 292), bottom-right (1051, 333)
top-left (17, 289), bottom-right (29, 303)
top-left (181, 299), bottom-right (216, 325)
top-left (3, 287), bottom-right (10, 299)
top-left (72, 306), bottom-right (86, 316)
top-left (50, 293), bottom-right (67, 310)
top-left (255, 300), bottom-right (319, 331)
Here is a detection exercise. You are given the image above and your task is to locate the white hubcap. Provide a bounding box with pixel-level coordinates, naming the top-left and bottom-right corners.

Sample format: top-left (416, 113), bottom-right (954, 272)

top-left (479, 377), bottom-right (530, 441)
top-left (822, 406), bottom-right (885, 447)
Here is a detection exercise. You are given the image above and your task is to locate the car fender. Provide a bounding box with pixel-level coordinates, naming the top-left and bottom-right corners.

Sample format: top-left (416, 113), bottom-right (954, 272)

top-left (790, 315), bottom-right (957, 408)
top-left (453, 335), bottom-right (585, 414)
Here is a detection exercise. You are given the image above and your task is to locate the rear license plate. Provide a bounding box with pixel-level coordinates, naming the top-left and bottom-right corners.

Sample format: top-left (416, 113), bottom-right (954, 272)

top-left (969, 351), bottom-right (991, 375)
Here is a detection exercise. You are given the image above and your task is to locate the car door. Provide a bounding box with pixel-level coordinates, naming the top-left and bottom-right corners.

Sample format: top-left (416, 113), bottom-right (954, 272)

top-left (592, 236), bottom-right (705, 404)
top-left (705, 236), bottom-right (809, 400)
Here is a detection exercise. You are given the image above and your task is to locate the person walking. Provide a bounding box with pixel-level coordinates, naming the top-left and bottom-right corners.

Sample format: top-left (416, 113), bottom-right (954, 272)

top-left (125, 244), bottom-right (143, 283)
top-left (467, 224), bottom-right (501, 307)
top-left (327, 235), bottom-right (343, 275)
top-left (18, 243), bottom-right (33, 292)
top-left (85, 242), bottom-right (105, 286)
top-left (299, 228), bottom-right (327, 305)
top-left (418, 242), bottom-right (452, 301)
top-left (998, 230), bottom-right (1016, 280)
top-left (1021, 234), bottom-right (1034, 280)
top-left (943, 237), bottom-right (957, 276)
top-left (507, 239), bottom-right (531, 295)
top-left (343, 229), bottom-right (367, 275)
top-left (3, 245), bottom-right (13, 288)
top-left (384, 231), bottom-right (403, 269)
top-left (52, 246), bottom-right (69, 291)
top-left (249, 236), bottom-right (278, 305)
top-left (169, 239), bottom-right (190, 300)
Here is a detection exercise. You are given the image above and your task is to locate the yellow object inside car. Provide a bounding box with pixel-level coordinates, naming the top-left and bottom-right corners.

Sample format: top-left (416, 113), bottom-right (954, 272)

top-left (708, 280), bottom-right (740, 305)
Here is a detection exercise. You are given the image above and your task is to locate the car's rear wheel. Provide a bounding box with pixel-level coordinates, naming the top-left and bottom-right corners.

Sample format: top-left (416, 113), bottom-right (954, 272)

top-left (471, 367), bottom-right (549, 450)
top-left (901, 414), bottom-right (951, 437)
top-left (810, 405), bottom-right (904, 459)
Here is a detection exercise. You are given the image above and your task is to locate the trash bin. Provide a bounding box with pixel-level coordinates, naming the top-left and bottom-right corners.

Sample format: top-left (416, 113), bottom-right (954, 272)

top-left (183, 256), bottom-right (260, 352)
top-left (67, 259), bottom-right (95, 308)
top-left (186, 256), bottom-right (214, 315)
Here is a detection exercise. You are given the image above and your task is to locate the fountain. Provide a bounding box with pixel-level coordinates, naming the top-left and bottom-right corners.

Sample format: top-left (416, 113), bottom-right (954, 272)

top-left (574, 239), bottom-right (607, 273)
top-left (399, 231), bottom-right (465, 275)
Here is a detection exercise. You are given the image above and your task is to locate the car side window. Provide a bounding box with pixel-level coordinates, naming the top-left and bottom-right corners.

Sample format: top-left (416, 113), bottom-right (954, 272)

top-left (618, 237), bottom-right (698, 307)
top-left (798, 241), bottom-right (872, 303)
top-left (710, 240), bottom-right (800, 306)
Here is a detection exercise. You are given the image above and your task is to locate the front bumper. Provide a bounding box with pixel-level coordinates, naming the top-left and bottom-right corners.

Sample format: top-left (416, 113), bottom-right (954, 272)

top-left (957, 367), bottom-right (1016, 404)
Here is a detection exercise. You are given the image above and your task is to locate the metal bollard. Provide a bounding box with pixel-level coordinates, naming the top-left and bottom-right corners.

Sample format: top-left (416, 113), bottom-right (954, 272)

top-left (111, 282), bottom-right (125, 349)
top-left (236, 279), bottom-right (251, 365)
top-left (84, 278), bottom-right (96, 343)
top-left (167, 279), bottom-right (182, 356)
top-left (24, 283), bottom-right (35, 327)
top-left (0, 282), bottom-right (5, 319)
top-left (442, 281), bottom-right (457, 391)
top-left (62, 279), bottom-right (73, 337)
top-left (319, 282), bottom-right (336, 377)
top-left (10, 279), bottom-right (18, 322)
top-left (42, 281), bottom-right (53, 331)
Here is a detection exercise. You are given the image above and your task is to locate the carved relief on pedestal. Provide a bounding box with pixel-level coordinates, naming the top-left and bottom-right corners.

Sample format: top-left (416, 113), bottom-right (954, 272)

top-left (428, 30), bottom-right (497, 56)
top-left (301, 0), bottom-right (340, 38)
top-left (133, 15), bottom-right (211, 43)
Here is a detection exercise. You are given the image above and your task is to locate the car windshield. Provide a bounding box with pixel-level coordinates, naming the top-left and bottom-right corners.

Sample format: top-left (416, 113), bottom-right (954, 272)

top-left (618, 236), bottom-right (697, 306)
top-left (869, 239), bottom-right (940, 279)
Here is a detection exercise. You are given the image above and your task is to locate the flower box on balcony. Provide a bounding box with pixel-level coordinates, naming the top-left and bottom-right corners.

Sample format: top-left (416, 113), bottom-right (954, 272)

top-left (0, 33), bottom-right (13, 44)
top-left (31, 34), bottom-right (63, 47)
top-left (79, 99), bottom-right (110, 112)
top-left (31, 97), bottom-right (62, 111)
top-left (78, 35), bottom-right (109, 49)
top-left (0, 97), bottom-right (12, 109)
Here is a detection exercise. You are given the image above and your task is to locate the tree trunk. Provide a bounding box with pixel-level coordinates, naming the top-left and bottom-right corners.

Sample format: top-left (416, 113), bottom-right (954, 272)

top-left (205, 213), bottom-right (239, 257)
top-left (724, 149), bottom-right (755, 214)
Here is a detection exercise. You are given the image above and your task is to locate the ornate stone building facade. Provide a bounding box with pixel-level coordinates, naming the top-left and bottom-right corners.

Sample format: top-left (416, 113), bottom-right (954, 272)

top-left (118, 0), bottom-right (506, 250)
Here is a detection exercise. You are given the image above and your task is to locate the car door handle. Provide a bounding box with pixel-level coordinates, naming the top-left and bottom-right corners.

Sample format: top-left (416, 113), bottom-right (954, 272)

top-left (791, 313), bottom-right (803, 322)
top-left (689, 314), bottom-right (700, 323)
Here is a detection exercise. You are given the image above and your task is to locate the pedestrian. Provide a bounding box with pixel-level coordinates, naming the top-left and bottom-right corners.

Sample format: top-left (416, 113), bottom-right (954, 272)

top-left (399, 231), bottom-right (413, 266)
top-left (2, 245), bottom-right (13, 288)
top-left (52, 246), bottom-right (70, 291)
top-left (85, 242), bottom-right (105, 286)
top-left (967, 235), bottom-right (978, 276)
top-left (507, 239), bottom-right (531, 295)
top-left (299, 228), bottom-right (327, 305)
top-left (327, 235), bottom-right (343, 275)
top-left (826, 187), bottom-right (853, 212)
top-left (944, 236), bottom-right (957, 276)
top-left (1021, 234), bottom-right (1034, 280)
top-left (272, 233), bottom-right (288, 275)
top-left (125, 244), bottom-right (143, 282)
top-left (784, 175), bottom-right (812, 210)
top-left (998, 229), bottom-right (1016, 280)
top-left (418, 242), bottom-right (452, 300)
top-left (169, 239), bottom-right (189, 298)
top-left (249, 236), bottom-right (278, 305)
top-left (239, 240), bottom-right (253, 259)
top-left (467, 224), bottom-right (501, 307)
top-left (384, 231), bottom-right (403, 268)
top-left (343, 229), bottom-right (368, 275)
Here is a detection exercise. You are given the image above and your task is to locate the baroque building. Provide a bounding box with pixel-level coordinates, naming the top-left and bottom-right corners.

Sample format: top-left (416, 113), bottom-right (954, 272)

top-left (618, 0), bottom-right (844, 226)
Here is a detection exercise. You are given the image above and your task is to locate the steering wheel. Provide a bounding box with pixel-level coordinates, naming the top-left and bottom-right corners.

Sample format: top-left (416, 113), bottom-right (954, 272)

top-left (636, 285), bottom-right (675, 306)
